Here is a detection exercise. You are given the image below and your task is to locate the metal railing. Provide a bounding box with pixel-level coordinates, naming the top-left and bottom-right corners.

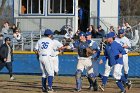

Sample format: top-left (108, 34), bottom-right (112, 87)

top-left (11, 31), bottom-right (65, 51)
top-left (129, 23), bottom-right (140, 51)
top-left (11, 24), bottom-right (140, 52)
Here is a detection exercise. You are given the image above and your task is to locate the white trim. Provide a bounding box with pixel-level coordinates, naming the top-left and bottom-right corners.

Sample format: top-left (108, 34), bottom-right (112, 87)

top-left (48, 0), bottom-right (75, 16)
top-left (19, 0), bottom-right (45, 15)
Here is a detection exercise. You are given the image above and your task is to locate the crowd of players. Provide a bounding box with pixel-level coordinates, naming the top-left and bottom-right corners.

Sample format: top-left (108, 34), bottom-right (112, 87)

top-left (0, 22), bottom-right (133, 93)
top-left (33, 25), bottom-right (132, 93)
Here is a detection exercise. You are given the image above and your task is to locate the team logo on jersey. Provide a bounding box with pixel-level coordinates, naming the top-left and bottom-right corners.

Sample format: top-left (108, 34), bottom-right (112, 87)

top-left (41, 42), bottom-right (49, 49)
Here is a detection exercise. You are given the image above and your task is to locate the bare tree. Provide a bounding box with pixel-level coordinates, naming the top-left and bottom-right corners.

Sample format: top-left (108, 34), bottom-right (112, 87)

top-left (0, 0), bottom-right (7, 15)
top-left (120, 0), bottom-right (140, 16)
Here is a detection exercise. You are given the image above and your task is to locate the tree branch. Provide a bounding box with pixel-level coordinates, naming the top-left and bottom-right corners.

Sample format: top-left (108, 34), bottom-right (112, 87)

top-left (0, 0), bottom-right (7, 15)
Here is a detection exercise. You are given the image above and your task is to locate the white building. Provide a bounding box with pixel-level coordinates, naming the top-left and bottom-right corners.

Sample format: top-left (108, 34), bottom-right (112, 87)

top-left (14, 0), bottom-right (119, 33)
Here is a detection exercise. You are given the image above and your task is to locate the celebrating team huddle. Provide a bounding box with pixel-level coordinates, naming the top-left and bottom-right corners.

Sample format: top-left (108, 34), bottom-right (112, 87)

top-left (34, 28), bottom-right (132, 93)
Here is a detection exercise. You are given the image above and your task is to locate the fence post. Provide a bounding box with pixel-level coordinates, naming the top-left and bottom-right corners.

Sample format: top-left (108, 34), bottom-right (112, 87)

top-left (31, 32), bottom-right (33, 51)
top-left (13, 42), bottom-right (15, 51)
top-left (21, 36), bottom-right (24, 51)
top-left (40, 30), bottom-right (42, 39)
top-left (39, 18), bottom-right (42, 39)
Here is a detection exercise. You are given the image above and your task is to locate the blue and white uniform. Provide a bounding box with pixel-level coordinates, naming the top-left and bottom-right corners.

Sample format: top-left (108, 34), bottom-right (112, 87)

top-left (73, 32), bottom-right (96, 91)
top-left (89, 40), bottom-right (100, 76)
top-left (103, 41), bottom-right (126, 79)
top-left (115, 29), bottom-right (131, 79)
top-left (86, 32), bottom-right (100, 76)
top-left (74, 40), bottom-right (93, 74)
top-left (99, 32), bottom-right (128, 92)
top-left (35, 37), bottom-right (55, 77)
top-left (51, 39), bottom-right (63, 74)
top-left (34, 29), bottom-right (55, 92)
top-left (86, 31), bottom-right (100, 91)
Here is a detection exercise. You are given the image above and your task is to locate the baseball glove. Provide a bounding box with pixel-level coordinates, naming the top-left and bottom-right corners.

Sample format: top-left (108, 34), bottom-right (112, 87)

top-left (86, 47), bottom-right (93, 57)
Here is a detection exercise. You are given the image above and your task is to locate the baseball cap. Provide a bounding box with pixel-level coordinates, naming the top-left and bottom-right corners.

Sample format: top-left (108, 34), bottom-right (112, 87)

top-left (5, 37), bottom-right (11, 41)
top-left (79, 32), bottom-right (86, 37)
top-left (86, 32), bottom-right (92, 36)
top-left (118, 29), bottom-right (125, 34)
top-left (106, 32), bottom-right (115, 38)
top-left (68, 28), bottom-right (72, 31)
top-left (44, 29), bottom-right (54, 35)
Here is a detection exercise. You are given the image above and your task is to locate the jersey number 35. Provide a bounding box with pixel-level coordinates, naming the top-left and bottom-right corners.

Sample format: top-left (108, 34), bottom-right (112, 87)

top-left (41, 42), bottom-right (49, 49)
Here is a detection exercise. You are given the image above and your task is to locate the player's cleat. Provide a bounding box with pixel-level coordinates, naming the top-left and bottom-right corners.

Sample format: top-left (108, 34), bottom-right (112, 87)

top-left (47, 88), bottom-right (56, 93)
top-left (98, 84), bottom-right (105, 91)
top-left (42, 87), bottom-right (47, 92)
top-left (88, 86), bottom-right (93, 91)
top-left (10, 76), bottom-right (15, 80)
top-left (120, 90), bottom-right (126, 93)
top-left (122, 81), bottom-right (127, 88)
top-left (42, 89), bottom-right (47, 92)
top-left (93, 80), bottom-right (98, 91)
top-left (127, 80), bottom-right (132, 90)
top-left (76, 89), bottom-right (81, 92)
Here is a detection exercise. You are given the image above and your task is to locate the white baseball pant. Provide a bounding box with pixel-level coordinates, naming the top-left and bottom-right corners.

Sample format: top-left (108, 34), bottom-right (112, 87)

top-left (39, 55), bottom-right (54, 78)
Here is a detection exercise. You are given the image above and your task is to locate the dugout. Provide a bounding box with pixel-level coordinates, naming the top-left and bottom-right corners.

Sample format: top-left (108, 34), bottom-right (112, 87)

top-left (14, 0), bottom-right (119, 33)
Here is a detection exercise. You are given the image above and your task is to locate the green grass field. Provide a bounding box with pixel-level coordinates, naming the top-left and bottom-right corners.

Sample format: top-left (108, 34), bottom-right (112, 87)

top-left (0, 74), bottom-right (140, 93)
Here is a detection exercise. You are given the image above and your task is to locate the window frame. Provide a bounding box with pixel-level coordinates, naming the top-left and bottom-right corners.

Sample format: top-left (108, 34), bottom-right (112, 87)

top-left (47, 0), bottom-right (75, 16)
top-left (19, 0), bottom-right (45, 16)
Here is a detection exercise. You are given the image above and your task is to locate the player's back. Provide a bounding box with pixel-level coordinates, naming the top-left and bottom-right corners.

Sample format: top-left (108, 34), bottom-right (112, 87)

top-left (115, 36), bottom-right (131, 53)
top-left (53, 39), bottom-right (63, 50)
top-left (35, 37), bottom-right (54, 56)
top-left (115, 37), bottom-right (130, 45)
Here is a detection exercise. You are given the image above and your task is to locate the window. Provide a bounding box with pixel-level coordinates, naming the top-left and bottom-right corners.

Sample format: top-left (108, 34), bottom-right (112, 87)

top-left (20, 0), bottom-right (44, 15)
top-left (48, 0), bottom-right (74, 15)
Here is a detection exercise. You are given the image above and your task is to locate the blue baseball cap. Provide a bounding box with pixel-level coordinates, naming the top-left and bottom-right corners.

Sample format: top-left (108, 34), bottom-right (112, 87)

top-left (79, 32), bottom-right (86, 37)
top-left (118, 29), bottom-right (125, 34)
top-left (44, 29), bottom-right (53, 35)
top-left (86, 32), bottom-right (92, 36)
top-left (106, 32), bottom-right (115, 38)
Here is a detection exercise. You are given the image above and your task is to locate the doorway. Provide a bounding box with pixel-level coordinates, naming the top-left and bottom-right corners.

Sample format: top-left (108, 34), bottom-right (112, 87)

top-left (78, 0), bottom-right (90, 32)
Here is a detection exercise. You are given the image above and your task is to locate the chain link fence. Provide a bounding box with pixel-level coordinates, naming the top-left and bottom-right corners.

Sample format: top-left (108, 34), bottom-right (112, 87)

top-left (119, 16), bottom-right (140, 26)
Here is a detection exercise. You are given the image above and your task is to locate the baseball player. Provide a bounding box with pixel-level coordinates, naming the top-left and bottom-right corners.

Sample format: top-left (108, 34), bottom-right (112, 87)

top-left (86, 32), bottom-right (100, 91)
top-left (115, 29), bottom-right (131, 80)
top-left (73, 32), bottom-right (96, 92)
top-left (51, 39), bottom-right (64, 75)
top-left (99, 32), bottom-right (131, 93)
top-left (34, 29), bottom-right (55, 92)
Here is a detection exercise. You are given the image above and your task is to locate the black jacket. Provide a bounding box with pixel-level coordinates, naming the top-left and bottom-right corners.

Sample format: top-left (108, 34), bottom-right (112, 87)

top-left (0, 43), bottom-right (13, 62)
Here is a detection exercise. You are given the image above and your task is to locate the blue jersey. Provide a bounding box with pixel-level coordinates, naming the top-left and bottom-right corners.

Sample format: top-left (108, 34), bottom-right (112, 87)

top-left (74, 40), bottom-right (89, 57)
top-left (103, 41), bottom-right (126, 66)
top-left (87, 40), bottom-right (100, 58)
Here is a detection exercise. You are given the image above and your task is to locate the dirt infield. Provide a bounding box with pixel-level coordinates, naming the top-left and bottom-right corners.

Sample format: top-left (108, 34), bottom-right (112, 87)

top-left (0, 74), bottom-right (140, 93)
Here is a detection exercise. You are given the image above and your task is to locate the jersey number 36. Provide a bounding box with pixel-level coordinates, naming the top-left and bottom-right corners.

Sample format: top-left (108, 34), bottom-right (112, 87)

top-left (41, 42), bottom-right (49, 49)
